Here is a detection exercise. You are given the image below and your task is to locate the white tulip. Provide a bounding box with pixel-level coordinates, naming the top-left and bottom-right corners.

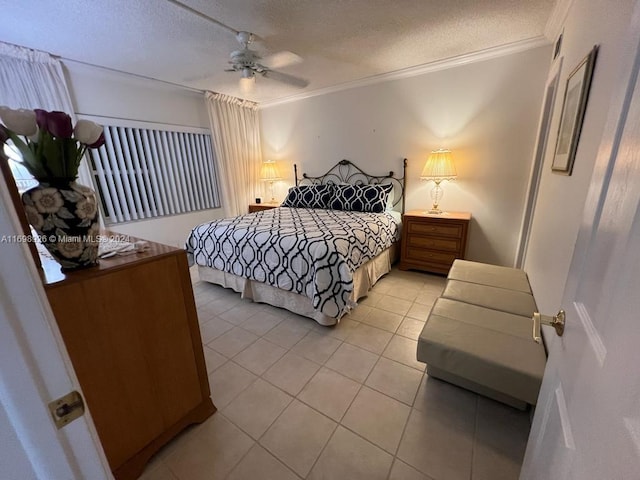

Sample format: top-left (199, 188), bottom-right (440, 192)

top-left (74, 119), bottom-right (103, 145)
top-left (0, 106), bottom-right (37, 136)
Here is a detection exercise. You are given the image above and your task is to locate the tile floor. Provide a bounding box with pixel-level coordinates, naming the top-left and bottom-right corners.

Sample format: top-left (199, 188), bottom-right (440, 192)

top-left (140, 268), bottom-right (531, 480)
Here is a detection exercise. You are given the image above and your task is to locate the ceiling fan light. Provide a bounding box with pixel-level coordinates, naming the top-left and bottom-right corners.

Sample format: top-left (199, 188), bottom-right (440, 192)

top-left (241, 68), bottom-right (254, 79)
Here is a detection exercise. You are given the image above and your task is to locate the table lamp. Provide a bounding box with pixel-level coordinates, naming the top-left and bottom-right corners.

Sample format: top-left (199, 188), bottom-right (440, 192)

top-left (260, 160), bottom-right (282, 203)
top-left (420, 149), bottom-right (457, 214)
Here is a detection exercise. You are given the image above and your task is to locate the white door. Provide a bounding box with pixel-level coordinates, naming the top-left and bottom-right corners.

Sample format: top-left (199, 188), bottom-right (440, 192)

top-left (0, 168), bottom-right (111, 478)
top-left (520, 5), bottom-right (640, 479)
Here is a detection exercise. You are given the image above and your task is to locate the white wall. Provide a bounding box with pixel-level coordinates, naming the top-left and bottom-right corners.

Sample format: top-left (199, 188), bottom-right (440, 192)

top-left (260, 45), bottom-right (551, 266)
top-left (63, 61), bottom-right (224, 247)
top-left (524, 0), bottom-right (637, 313)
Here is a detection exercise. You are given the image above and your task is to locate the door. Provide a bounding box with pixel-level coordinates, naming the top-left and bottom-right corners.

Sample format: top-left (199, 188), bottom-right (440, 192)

top-left (520, 5), bottom-right (640, 479)
top-left (0, 167), bottom-right (111, 478)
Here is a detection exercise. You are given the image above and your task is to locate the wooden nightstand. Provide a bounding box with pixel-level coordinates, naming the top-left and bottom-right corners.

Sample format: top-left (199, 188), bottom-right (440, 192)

top-left (399, 210), bottom-right (471, 275)
top-left (248, 203), bottom-right (279, 213)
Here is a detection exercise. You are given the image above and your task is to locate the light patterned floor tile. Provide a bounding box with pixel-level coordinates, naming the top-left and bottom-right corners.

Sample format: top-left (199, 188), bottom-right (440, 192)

top-left (412, 374), bottom-right (477, 413)
top-left (298, 367), bottom-right (361, 421)
top-left (208, 327), bottom-right (259, 357)
top-left (345, 323), bottom-right (393, 354)
top-left (233, 338), bottom-right (287, 375)
top-left (406, 302), bottom-right (432, 321)
top-left (413, 290), bottom-right (440, 306)
top-left (342, 386), bottom-right (410, 454)
top-left (207, 361), bottom-right (257, 408)
top-left (375, 295), bottom-right (413, 316)
top-left (139, 458), bottom-right (177, 480)
top-left (396, 318), bottom-right (426, 340)
top-left (226, 444), bottom-right (300, 480)
top-left (219, 301), bottom-right (266, 325)
top-left (199, 317), bottom-right (234, 344)
top-left (290, 331), bottom-right (342, 364)
top-left (358, 291), bottom-right (385, 307)
top-left (312, 317), bottom-right (360, 341)
top-left (261, 400), bottom-right (336, 477)
top-left (348, 304), bottom-right (374, 321)
top-left (239, 311), bottom-right (284, 336)
top-left (263, 352), bottom-right (321, 395)
top-left (263, 320), bottom-right (311, 349)
top-left (385, 286), bottom-right (420, 302)
top-left (397, 407), bottom-right (475, 480)
top-left (202, 345), bottom-right (227, 374)
top-left (199, 296), bottom-right (242, 317)
top-left (365, 357), bottom-right (422, 405)
top-left (358, 307), bottom-right (404, 333)
top-left (164, 414), bottom-right (253, 480)
top-left (472, 396), bottom-right (530, 480)
top-left (307, 426), bottom-right (393, 480)
top-left (388, 459), bottom-right (434, 480)
top-left (222, 379), bottom-right (292, 439)
top-left (382, 335), bottom-right (426, 371)
top-left (325, 342), bottom-right (379, 383)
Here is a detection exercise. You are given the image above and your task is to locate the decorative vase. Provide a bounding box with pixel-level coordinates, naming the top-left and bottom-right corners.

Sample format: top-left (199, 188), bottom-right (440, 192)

top-left (22, 181), bottom-right (100, 271)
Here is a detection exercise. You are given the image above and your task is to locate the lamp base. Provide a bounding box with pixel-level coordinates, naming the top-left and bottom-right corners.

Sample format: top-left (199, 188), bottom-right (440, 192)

top-left (426, 207), bottom-right (443, 215)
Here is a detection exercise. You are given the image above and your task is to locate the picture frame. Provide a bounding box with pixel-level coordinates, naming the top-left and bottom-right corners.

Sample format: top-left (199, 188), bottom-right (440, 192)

top-left (552, 45), bottom-right (598, 175)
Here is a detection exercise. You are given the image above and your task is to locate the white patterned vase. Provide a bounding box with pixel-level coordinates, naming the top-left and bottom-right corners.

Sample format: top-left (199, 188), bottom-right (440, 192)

top-left (22, 181), bottom-right (100, 271)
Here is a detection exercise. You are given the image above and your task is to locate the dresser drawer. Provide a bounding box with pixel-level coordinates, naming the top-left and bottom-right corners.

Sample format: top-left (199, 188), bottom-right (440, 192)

top-left (408, 221), bottom-right (464, 238)
top-left (406, 247), bottom-right (458, 265)
top-left (407, 236), bottom-right (460, 252)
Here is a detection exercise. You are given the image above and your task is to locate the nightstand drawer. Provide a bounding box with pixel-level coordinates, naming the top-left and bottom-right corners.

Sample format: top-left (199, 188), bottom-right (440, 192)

top-left (407, 236), bottom-right (460, 252)
top-left (408, 221), bottom-right (464, 238)
top-left (406, 248), bottom-right (457, 265)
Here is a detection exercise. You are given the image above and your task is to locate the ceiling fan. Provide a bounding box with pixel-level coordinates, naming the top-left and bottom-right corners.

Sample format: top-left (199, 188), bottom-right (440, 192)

top-left (225, 31), bottom-right (309, 89)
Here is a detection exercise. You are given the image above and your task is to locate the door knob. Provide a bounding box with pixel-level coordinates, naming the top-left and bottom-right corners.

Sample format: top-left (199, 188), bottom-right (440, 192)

top-left (532, 310), bottom-right (565, 344)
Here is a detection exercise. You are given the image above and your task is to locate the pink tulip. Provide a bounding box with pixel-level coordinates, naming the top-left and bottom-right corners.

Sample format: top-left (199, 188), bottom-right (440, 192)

top-left (47, 111), bottom-right (73, 138)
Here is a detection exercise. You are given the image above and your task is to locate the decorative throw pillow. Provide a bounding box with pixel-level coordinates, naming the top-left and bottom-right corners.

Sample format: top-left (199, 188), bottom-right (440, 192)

top-left (281, 184), bottom-right (334, 209)
top-left (329, 183), bottom-right (393, 213)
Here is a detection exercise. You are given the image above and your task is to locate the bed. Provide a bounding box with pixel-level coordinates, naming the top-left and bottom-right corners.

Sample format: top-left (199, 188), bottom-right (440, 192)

top-left (186, 159), bottom-right (407, 325)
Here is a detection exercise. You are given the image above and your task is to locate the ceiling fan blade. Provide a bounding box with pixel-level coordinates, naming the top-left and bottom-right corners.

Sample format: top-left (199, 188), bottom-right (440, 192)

top-left (263, 70), bottom-right (309, 88)
top-left (261, 51), bottom-right (303, 69)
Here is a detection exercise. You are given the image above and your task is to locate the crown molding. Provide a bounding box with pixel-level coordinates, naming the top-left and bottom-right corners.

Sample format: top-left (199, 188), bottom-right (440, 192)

top-left (259, 36), bottom-right (550, 109)
top-left (544, 0), bottom-right (574, 40)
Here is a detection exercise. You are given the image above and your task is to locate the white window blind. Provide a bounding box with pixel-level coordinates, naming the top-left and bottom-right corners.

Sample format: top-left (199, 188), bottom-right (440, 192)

top-left (88, 125), bottom-right (220, 224)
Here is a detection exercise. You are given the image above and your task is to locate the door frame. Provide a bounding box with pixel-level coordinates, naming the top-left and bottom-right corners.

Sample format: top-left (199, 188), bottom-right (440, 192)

top-left (515, 56), bottom-right (563, 268)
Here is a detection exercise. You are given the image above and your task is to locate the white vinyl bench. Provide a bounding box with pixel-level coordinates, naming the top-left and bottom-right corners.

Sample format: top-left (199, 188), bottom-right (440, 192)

top-left (417, 260), bottom-right (547, 409)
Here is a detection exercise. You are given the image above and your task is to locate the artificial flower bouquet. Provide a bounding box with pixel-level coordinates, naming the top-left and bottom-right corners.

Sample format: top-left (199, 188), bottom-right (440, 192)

top-left (0, 107), bottom-right (105, 183)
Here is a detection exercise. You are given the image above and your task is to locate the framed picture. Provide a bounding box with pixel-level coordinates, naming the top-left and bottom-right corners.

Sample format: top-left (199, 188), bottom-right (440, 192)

top-left (552, 45), bottom-right (598, 175)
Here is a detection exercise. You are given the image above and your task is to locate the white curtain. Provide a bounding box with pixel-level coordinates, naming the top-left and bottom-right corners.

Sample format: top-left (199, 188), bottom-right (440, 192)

top-left (205, 92), bottom-right (262, 217)
top-left (0, 41), bottom-right (93, 187)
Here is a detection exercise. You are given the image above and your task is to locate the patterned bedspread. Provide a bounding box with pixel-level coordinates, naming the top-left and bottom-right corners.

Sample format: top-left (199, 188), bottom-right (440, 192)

top-left (186, 207), bottom-right (400, 318)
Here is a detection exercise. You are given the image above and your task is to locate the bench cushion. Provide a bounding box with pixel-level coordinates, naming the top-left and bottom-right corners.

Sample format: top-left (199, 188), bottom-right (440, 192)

top-left (442, 279), bottom-right (537, 318)
top-left (417, 298), bottom-right (546, 405)
top-left (448, 259), bottom-right (532, 293)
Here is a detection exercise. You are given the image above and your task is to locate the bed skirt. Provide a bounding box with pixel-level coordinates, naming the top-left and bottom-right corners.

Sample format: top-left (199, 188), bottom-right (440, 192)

top-left (198, 243), bottom-right (399, 326)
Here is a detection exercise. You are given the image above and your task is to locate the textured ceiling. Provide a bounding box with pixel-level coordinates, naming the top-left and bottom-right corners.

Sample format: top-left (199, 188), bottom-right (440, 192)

top-left (0, 0), bottom-right (555, 104)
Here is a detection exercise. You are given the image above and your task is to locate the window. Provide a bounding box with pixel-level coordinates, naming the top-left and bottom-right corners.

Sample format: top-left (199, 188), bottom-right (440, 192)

top-left (3, 143), bottom-right (38, 193)
top-left (88, 124), bottom-right (220, 224)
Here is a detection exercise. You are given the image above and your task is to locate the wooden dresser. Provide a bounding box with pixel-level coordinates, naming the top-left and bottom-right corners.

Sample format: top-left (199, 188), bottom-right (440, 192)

top-left (399, 211), bottom-right (471, 275)
top-left (41, 238), bottom-right (215, 480)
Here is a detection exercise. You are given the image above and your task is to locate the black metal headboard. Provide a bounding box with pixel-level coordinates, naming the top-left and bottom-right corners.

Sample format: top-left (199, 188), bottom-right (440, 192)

top-left (294, 159), bottom-right (408, 214)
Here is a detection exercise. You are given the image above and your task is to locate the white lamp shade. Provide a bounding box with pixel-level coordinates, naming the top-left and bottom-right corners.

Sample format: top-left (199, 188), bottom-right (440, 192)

top-left (260, 160), bottom-right (282, 181)
top-left (420, 149), bottom-right (457, 181)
